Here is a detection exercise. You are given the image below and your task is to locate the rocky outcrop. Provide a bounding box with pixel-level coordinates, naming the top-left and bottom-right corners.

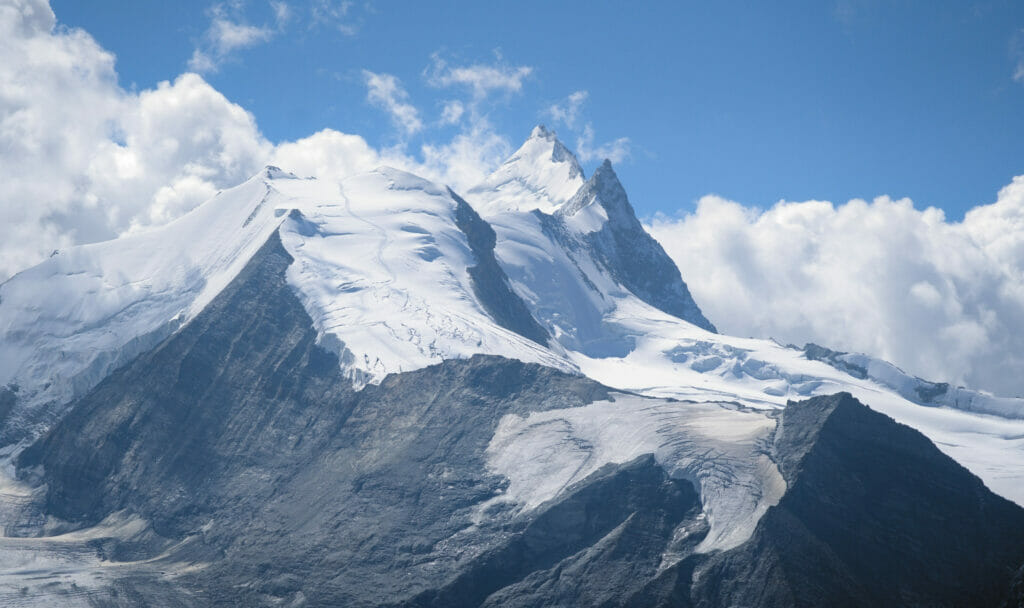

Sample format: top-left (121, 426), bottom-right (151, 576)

top-left (409, 454), bottom-right (702, 608)
top-left (634, 393), bottom-right (1024, 607)
top-left (1004, 564), bottom-right (1024, 608)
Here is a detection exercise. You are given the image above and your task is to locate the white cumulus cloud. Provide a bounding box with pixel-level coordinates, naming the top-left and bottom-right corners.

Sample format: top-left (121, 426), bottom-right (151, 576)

top-left (0, 1), bottom-right (272, 280)
top-left (647, 182), bottom-right (1024, 397)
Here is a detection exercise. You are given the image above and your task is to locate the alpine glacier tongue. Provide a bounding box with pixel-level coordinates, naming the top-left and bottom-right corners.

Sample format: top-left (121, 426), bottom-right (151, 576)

top-left (468, 125), bottom-right (585, 215)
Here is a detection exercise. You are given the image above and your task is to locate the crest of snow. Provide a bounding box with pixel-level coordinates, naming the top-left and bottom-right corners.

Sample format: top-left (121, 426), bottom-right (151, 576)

top-left (484, 395), bottom-right (785, 554)
top-left (467, 125), bottom-right (585, 216)
top-left (824, 350), bottom-right (1024, 418)
top-left (273, 166), bottom-right (569, 388)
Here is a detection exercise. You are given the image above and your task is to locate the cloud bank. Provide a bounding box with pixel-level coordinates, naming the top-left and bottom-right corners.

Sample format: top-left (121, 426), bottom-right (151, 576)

top-left (648, 183), bottom-right (1024, 397)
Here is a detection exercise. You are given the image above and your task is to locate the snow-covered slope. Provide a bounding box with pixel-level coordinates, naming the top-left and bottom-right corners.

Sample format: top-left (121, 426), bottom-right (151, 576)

top-left (274, 167), bottom-right (566, 387)
top-left (0, 165), bottom-right (567, 444)
top-left (462, 128), bottom-right (1024, 506)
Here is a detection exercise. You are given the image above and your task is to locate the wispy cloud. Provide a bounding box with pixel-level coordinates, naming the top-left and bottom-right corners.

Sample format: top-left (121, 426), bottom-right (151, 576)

top-left (310, 0), bottom-right (361, 35)
top-left (440, 100), bottom-right (465, 125)
top-left (576, 124), bottom-right (630, 163)
top-left (271, 1), bottom-right (291, 24)
top-left (188, 2), bottom-right (289, 73)
top-left (1013, 29), bottom-right (1024, 83)
top-left (546, 90), bottom-right (631, 164)
top-left (545, 90), bottom-right (587, 129)
top-left (425, 53), bottom-right (532, 101)
top-left (362, 70), bottom-right (423, 136)
top-left (416, 53), bottom-right (535, 184)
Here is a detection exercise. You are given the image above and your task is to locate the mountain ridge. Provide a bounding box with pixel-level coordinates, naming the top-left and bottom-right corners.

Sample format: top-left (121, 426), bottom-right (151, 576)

top-left (2, 126), bottom-right (1024, 605)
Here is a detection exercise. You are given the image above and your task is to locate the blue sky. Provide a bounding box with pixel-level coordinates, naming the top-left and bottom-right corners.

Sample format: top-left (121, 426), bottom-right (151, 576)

top-left (52, 0), bottom-right (1024, 220)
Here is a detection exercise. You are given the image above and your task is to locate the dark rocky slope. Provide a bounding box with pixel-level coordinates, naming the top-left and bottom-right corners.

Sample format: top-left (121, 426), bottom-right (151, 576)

top-left (18, 231), bottom-right (683, 606)
top-left (17, 231), bottom-right (1024, 606)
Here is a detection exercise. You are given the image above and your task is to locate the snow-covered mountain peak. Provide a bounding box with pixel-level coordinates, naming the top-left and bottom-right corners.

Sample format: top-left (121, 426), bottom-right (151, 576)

top-left (263, 165), bottom-right (299, 181)
top-left (249, 168), bottom-right (567, 388)
top-left (0, 166), bottom-right (568, 440)
top-left (467, 126), bottom-right (585, 215)
top-left (529, 124), bottom-right (553, 139)
top-left (559, 159), bottom-right (637, 231)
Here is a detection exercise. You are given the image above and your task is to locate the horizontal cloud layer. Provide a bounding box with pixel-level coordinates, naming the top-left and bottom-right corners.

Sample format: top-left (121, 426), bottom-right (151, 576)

top-left (648, 181), bottom-right (1024, 397)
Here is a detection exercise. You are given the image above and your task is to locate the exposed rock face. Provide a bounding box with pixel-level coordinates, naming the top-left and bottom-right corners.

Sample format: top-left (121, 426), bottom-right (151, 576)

top-left (16, 231), bottom-right (627, 605)
top-left (409, 454), bottom-right (702, 608)
top-left (803, 342), bottom-right (869, 379)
